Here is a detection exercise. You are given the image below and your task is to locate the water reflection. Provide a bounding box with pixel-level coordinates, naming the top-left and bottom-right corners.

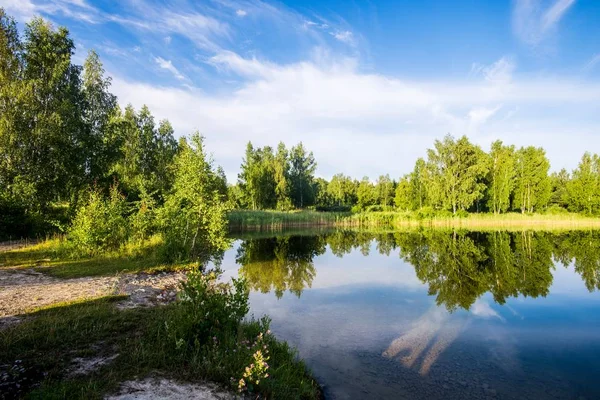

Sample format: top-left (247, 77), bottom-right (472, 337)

top-left (230, 229), bottom-right (600, 399)
top-left (236, 235), bottom-right (325, 298)
top-left (383, 306), bottom-right (465, 375)
top-left (236, 230), bottom-right (600, 311)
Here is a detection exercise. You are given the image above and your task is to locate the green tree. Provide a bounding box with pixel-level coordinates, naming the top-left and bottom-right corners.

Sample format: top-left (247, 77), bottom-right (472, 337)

top-left (238, 142), bottom-right (277, 210)
top-left (274, 142), bottom-right (292, 210)
top-left (486, 140), bottom-right (515, 214)
top-left (327, 173), bottom-right (356, 206)
top-left (550, 168), bottom-right (570, 209)
top-left (513, 146), bottom-right (551, 213)
top-left (21, 17), bottom-right (86, 205)
top-left (289, 143), bottom-right (316, 208)
top-left (110, 105), bottom-right (178, 199)
top-left (160, 133), bottom-right (230, 262)
top-left (81, 50), bottom-right (118, 186)
top-left (375, 174), bottom-right (395, 208)
top-left (356, 177), bottom-right (376, 210)
top-left (565, 153), bottom-right (600, 214)
top-left (426, 135), bottom-right (488, 214)
top-left (394, 176), bottom-right (412, 211)
top-left (410, 158), bottom-right (429, 210)
top-left (313, 177), bottom-right (331, 207)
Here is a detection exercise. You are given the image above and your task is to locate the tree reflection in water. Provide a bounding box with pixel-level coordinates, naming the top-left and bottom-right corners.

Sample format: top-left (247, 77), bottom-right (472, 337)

top-left (235, 229), bottom-right (600, 309)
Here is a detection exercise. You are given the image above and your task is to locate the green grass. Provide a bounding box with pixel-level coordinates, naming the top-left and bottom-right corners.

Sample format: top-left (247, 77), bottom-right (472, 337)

top-left (228, 210), bottom-right (350, 232)
top-left (229, 209), bottom-right (600, 232)
top-left (0, 235), bottom-right (189, 278)
top-left (0, 296), bottom-right (321, 399)
top-left (339, 211), bottom-right (600, 231)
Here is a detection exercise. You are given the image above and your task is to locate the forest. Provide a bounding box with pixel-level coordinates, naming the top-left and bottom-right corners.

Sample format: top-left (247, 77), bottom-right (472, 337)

top-left (2, 8), bottom-right (600, 243)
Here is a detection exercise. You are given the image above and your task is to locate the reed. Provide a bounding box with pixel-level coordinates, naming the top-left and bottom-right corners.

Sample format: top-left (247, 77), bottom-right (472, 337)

top-left (229, 210), bottom-right (600, 232)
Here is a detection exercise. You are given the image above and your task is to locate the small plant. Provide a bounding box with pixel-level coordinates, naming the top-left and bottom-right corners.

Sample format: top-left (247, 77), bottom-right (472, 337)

top-left (67, 185), bottom-right (128, 256)
top-left (238, 331), bottom-right (271, 393)
top-left (177, 267), bottom-right (249, 341)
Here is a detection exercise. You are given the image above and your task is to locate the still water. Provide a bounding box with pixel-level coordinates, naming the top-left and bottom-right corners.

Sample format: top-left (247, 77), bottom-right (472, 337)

top-left (221, 230), bottom-right (600, 399)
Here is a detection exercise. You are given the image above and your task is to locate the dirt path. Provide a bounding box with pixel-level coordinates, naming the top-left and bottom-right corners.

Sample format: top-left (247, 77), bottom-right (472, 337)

top-left (0, 267), bottom-right (187, 326)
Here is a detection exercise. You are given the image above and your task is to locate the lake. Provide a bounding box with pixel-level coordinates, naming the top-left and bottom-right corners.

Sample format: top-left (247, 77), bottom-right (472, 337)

top-left (221, 229), bottom-right (600, 399)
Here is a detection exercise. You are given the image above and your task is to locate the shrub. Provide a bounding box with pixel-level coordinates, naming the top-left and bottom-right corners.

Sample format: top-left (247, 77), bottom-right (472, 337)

top-left (158, 134), bottom-right (231, 263)
top-left (67, 186), bottom-right (128, 256)
top-left (177, 267), bottom-right (249, 340)
top-left (416, 206), bottom-right (436, 220)
top-left (129, 189), bottom-right (158, 242)
top-left (545, 204), bottom-right (570, 215)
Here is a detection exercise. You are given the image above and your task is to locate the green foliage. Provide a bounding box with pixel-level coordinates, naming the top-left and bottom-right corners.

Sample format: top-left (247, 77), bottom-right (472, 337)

top-left (68, 186), bottom-right (128, 256)
top-left (394, 176), bottom-right (412, 211)
top-left (327, 173), bottom-right (357, 207)
top-left (159, 133), bottom-right (230, 263)
top-left (289, 142), bottom-right (317, 208)
top-left (236, 235), bottom-right (323, 298)
top-left (0, 10), bottom-right (179, 238)
top-left (0, 287), bottom-right (321, 399)
top-left (486, 140), bottom-right (515, 214)
top-left (128, 188), bottom-right (158, 241)
top-left (426, 135), bottom-right (488, 214)
top-left (565, 153), bottom-right (600, 215)
top-left (375, 174), bottom-right (395, 207)
top-left (177, 267), bottom-right (249, 340)
top-left (356, 177), bottom-right (376, 210)
top-left (513, 146), bottom-right (552, 213)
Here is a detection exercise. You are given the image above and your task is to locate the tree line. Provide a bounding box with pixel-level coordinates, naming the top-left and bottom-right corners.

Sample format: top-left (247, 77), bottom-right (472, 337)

top-left (0, 10), bottom-right (230, 263)
top-left (2, 9), bottom-right (600, 241)
top-left (232, 134), bottom-right (600, 216)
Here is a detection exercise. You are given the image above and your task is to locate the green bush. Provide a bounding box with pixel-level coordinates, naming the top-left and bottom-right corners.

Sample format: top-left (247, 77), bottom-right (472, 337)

top-left (176, 267), bottom-right (249, 340)
top-left (67, 186), bottom-right (129, 256)
top-left (129, 189), bottom-right (158, 242)
top-left (416, 206), bottom-right (436, 220)
top-left (545, 204), bottom-right (570, 215)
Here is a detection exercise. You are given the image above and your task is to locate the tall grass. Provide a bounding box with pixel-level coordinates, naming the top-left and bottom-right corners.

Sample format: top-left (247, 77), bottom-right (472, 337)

top-left (228, 210), bottom-right (350, 232)
top-left (229, 210), bottom-right (600, 232)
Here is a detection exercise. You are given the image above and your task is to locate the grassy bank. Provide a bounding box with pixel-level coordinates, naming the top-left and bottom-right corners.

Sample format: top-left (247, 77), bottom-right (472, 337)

top-left (0, 241), bottom-right (322, 399)
top-left (228, 210), bottom-right (350, 232)
top-left (0, 235), bottom-right (184, 278)
top-left (0, 296), bottom-right (320, 399)
top-left (228, 210), bottom-right (600, 232)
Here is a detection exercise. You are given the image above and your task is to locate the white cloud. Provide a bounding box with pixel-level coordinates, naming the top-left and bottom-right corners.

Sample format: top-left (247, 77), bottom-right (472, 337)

top-left (331, 30), bottom-right (354, 44)
top-left (471, 299), bottom-right (504, 320)
top-left (111, 51), bottom-right (600, 181)
top-left (583, 53), bottom-right (600, 72)
top-left (512, 0), bottom-right (576, 46)
top-left (207, 50), bottom-right (279, 78)
top-left (468, 105), bottom-right (502, 132)
top-left (0, 0), bottom-right (37, 20)
top-left (153, 57), bottom-right (186, 81)
top-left (541, 0), bottom-right (576, 31)
top-left (471, 56), bottom-right (516, 84)
top-left (236, 9), bottom-right (247, 17)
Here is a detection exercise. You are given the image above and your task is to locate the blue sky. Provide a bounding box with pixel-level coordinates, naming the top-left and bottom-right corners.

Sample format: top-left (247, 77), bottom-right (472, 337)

top-left (3, 0), bottom-right (600, 181)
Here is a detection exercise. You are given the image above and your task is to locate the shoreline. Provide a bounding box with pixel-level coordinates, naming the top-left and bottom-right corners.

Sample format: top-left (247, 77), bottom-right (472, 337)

top-left (228, 210), bottom-right (600, 232)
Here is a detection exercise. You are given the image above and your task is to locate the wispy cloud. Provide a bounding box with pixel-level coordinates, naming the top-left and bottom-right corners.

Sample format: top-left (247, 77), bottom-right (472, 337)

top-left (0, 0), bottom-right (38, 20)
top-left (468, 105), bottom-right (502, 132)
top-left (472, 299), bottom-right (504, 320)
top-left (112, 51), bottom-right (600, 180)
top-left (331, 30), bottom-right (354, 45)
top-left (542, 0), bottom-right (576, 31)
top-left (154, 57), bottom-right (186, 81)
top-left (512, 0), bottom-right (576, 46)
top-left (236, 9), bottom-right (247, 17)
top-left (583, 53), bottom-right (600, 72)
top-left (471, 56), bottom-right (516, 84)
